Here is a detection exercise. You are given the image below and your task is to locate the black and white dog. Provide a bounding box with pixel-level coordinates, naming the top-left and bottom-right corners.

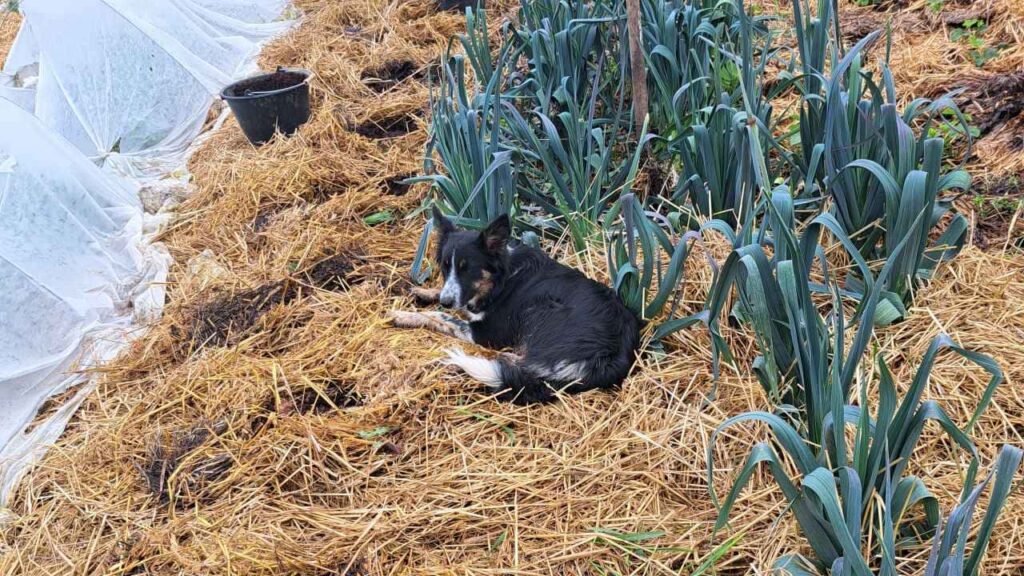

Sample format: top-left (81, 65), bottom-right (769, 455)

top-left (389, 208), bottom-right (641, 404)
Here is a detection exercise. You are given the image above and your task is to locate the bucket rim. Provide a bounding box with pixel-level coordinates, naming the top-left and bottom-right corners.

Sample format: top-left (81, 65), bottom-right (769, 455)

top-left (221, 67), bottom-right (312, 101)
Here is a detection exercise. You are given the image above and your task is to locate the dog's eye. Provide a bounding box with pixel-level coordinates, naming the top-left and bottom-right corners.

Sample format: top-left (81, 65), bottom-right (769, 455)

top-left (458, 259), bottom-right (467, 271)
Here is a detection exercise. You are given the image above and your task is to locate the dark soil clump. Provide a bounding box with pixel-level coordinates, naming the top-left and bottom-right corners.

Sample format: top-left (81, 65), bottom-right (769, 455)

top-left (971, 176), bottom-right (1023, 251)
top-left (353, 111), bottom-right (422, 139)
top-left (1009, 134), bottom-right (1024, 152)
top-left (140, 421), bottom-right (229, 502)
top-left (361, 60), bottom-right (422, 93)
top-left (384, 174), bottom-right (414, 196)
top-left (302, 252), bottom-right (364, 291)
top-left (251, 209), bottom-right (277, 233)
top-left (645, 163), bottom-right (669, 198)
top-left (187, 280), bottom-right (299, 349)
top-left (184, 252), bottom-right (363, 351)
top-left (840, 11), bottom-right (886, 43)
top-left (289, 380), bottom-right (363, 415)
top-left (961, 73), bottom-right (1024, 137)
top-left (252, 380), bottom-right (363, 433)
top-left (224, 70), bottom-right (307, 97)
top-left (438, 0), bottom-right (480, 12)
top-left (336, 559), bottom-right (369, 576)
top-left (942, 5), bottom-right (994, 27)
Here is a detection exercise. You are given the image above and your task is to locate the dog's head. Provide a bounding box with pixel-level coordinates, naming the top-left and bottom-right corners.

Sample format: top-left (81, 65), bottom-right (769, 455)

top-left (431, 206), bottom-right (510, 313)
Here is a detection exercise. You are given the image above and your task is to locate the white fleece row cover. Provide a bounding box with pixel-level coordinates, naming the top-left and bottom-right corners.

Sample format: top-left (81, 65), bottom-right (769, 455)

top-left (0, 0), bottom-right (291, 506)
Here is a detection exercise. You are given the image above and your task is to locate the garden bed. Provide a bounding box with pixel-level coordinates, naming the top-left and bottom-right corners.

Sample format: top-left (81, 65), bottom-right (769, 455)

top-left (0, 0), bottom-right (1022, 574)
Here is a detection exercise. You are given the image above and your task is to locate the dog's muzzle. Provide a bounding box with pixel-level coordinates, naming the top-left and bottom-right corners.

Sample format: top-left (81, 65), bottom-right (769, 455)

top-left (439, 254), bottom-right (462, 308)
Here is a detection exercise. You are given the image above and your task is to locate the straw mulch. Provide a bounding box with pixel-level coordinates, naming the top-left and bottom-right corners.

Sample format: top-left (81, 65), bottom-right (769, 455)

top-left (0, 9), bottom-right (20, 64)
top-left (842, 0), bottom-right (1024, 248)
top-left (0, 0), bottom-right (1022, 574)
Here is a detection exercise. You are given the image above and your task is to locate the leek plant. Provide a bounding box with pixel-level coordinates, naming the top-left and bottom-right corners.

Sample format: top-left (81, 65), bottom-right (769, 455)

top-left (780, 0), bottom-right (839, 205)
top-left (602, 124), bottom-right (710, 337)
top-left (837, 105), bottom-right (971, 307)
top-left (607, 192), bottom-right (696, 326)
top-left (457, 6), bottom-right (498, 85)
top-left (417, 54), bottom-right (515, 228)
top-left (606, 190), bottom-right (704, 335)
top-left (922, 445), bottom-right (1023, 576)
top-left (666, 0), bottom-right (776, 228)
top-left (503, 64), bottom-right (631, 251)
top-left (509, 0), bottom-right (623, 116)
top-left (409, 52), bottom-right (517, 283)
top-left (710, 332), bottom-right (1011, 576)
top-left (671, 92), bottom-right (760, 226)
top-left (782, 3), bottom-right (973, 311)
top-left (491, 0), bottom-right (634, 250)
top-left (705, 191), bottom-right (907, 412)
top-left (641, 0), bottom-right (717, 140)
top-left (819, 47), bottom-right (972, 263)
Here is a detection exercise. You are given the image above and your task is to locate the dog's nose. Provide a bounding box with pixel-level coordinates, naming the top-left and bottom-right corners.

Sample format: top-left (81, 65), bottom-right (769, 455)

top-left (438, 294), bottom-right (454, 308)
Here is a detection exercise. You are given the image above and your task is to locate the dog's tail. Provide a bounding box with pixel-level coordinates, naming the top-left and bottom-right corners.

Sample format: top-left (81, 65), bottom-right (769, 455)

top-left (443, 348), bottom-right (554, 404)
top-left (443, 348), bottom-right (504, 389)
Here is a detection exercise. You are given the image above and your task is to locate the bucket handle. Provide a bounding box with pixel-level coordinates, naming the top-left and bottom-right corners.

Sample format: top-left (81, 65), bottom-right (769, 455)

top-left (224, 67), bottom-right (312, 98)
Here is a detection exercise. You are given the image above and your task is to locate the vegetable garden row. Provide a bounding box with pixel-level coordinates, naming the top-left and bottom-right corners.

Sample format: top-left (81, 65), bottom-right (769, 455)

top-left (419, 0), bottom-right (1022, 573)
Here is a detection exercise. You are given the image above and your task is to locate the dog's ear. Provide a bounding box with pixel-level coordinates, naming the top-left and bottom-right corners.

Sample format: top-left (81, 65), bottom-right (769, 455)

top-left (432, 205), bottom-right (455, 236)
top-left (480, 214), bottom-right (510, 254)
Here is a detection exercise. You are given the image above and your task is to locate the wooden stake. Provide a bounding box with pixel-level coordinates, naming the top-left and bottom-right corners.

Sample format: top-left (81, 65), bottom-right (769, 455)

top-left (625, 0), bottom-right (648, 136)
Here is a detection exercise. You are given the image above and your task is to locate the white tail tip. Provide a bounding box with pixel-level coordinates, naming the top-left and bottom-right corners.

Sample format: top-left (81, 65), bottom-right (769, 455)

top-left (443, 348), bottom-right (503, 389)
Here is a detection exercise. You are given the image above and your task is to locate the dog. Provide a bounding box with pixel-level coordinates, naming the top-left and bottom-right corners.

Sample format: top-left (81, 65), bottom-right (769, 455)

top-left (389, 207), bottom-right (641, 404)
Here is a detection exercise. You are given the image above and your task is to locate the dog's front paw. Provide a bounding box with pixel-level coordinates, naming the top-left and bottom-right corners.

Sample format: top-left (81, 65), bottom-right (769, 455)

top-left (410, 286), bottom-right (440, 306)
top-left (387, 310), bottom-right (425, 328)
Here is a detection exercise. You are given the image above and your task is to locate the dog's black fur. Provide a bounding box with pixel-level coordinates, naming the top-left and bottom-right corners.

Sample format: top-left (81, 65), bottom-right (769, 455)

top-left (390, 208), bottom-right (641, 404)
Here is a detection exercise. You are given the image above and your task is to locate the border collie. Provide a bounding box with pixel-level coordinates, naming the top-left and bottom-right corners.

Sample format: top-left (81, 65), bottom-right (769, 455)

top-left (389, 208), bottom-right (641, 404)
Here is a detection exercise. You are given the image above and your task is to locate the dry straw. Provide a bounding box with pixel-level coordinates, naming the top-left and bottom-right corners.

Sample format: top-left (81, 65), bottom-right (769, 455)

top-left (0, 0), bottom-right (1021, 574)
top-left (0, 9), bottom-right (20, 64)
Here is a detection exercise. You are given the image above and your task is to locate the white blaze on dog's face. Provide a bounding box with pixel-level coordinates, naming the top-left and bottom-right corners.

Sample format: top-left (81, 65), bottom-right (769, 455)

top-left (432, 207), bottom-right (509, 313)
top-left (440, 253), bottom-right (462, 308)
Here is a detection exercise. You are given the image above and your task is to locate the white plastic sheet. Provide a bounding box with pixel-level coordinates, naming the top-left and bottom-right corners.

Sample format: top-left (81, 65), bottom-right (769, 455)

top-left (0, 97), bottom-right (171, 500)
top-left (0, 0), bottom-right (292, 505)
top-left (3, 0), bottom-right (291, 177)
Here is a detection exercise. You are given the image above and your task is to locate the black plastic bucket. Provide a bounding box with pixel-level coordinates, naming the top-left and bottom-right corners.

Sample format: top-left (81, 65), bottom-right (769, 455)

top-left (221, 67), bottom-right (312, 145)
